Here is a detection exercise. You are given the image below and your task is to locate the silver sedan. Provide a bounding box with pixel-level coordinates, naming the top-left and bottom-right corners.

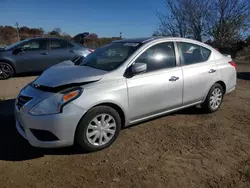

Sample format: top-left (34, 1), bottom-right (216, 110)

top-left (15, 37), bottom-right (236, 152)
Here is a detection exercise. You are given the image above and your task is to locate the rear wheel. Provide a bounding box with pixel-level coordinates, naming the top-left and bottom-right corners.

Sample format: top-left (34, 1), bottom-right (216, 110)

top-left (0, 62), bottom-right (14, 80)
top-left (201, 83), bottom-right (224, 113)
top-left (75, 106), bottom-right (121, 152)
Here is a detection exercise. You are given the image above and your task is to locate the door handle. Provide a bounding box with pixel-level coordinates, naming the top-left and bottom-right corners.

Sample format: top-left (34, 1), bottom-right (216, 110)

top-left (169, 76), bottom-right (179, 81)
top-left (209, 69), bottom-right (216, 73)
top-left (41, 52), bottom-right (48, 55)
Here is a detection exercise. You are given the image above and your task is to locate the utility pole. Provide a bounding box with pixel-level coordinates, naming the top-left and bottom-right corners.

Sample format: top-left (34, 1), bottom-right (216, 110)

top-left (15, 22), bottom-right (20, 42)
top-left (120, 32), bottom-right (122, 39)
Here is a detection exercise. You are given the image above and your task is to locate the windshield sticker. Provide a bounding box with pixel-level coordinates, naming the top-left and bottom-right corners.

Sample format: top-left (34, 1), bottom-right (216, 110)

top-left (123, 43), bottom-right (140, 47)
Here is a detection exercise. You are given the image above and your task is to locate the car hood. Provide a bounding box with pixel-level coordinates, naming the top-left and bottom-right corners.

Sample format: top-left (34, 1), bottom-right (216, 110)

top-left (33, 60), bottom-right (107, 89)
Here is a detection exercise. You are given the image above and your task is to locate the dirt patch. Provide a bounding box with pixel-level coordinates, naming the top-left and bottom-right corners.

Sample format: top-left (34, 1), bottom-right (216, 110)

top-left (0, 63), bottom-right (250, 188)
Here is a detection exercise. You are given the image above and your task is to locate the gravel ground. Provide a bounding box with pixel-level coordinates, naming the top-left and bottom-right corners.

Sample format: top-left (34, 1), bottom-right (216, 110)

top-left (0, 62), bottom-right (250, 188)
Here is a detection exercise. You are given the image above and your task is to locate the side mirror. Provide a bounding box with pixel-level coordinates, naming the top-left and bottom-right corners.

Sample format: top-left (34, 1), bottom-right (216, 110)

top-left (132, 62), bottom-right (147, 74)
top-left (12, 47), bottom-right (24, 55)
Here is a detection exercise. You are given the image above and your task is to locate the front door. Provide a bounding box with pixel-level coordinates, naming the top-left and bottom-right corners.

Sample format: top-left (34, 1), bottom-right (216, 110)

top-left (14, 39), bottom-right (49, 72)
top-left (126, 42), bottom-right (183, 122)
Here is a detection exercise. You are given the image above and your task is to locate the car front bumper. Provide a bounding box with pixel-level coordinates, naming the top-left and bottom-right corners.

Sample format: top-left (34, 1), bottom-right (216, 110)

top-left (14, 101), bottom-right (86, 148)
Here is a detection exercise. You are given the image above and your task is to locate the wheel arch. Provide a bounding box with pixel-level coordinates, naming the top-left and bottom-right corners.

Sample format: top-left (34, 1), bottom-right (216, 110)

top-left (203, 80), bottom-right (227, 102)
top-left (91, 102), bottom-right (126, 128)
top-left (76, 101), bottom-right (127, 131)
top-left (215, 81), bottom-right (226, 94)
top-left (0, 59), bottom-right (16, 73)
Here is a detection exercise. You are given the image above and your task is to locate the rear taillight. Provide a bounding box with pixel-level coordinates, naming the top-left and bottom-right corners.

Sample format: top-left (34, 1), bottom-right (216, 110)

top-left (229, 61), bottom-right (236, 68)
top-left (88, 49), bottom-right (94, 53)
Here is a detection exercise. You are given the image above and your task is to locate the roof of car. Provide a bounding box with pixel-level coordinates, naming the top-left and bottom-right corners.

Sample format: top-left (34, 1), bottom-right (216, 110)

top-left (113, 37), bottom-right (157, 43)
top-left (25, 37), bottom-right (68, 40)
top-left (113, 37), bottom-right (216, 50)
top-left (113, 37), bottom-right (201, 44)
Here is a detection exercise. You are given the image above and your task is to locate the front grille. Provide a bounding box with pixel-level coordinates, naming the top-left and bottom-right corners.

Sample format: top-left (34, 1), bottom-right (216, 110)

top-left (16, 95), bottom-right (33, 110)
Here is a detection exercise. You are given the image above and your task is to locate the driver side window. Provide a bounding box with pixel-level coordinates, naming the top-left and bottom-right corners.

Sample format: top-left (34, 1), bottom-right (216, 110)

top-left (135, 42), bottom-right (176, 73)
top-left (20, 39), bottom-right (47, 51)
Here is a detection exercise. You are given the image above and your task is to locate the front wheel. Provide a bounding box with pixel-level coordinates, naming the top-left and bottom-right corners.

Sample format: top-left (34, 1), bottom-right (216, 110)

top-left (75, 106), bottom-right (121, 152)
top-left (201, 83), bottom-right (224, 113)
top-left (0, 62), bottom-right (14, 80)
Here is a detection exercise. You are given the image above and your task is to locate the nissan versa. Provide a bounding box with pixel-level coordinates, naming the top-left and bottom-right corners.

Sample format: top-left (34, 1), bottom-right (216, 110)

top-left (14, 37), bottom-right (237, 152)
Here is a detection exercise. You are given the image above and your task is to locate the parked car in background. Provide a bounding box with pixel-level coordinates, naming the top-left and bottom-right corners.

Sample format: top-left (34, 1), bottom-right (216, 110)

top-left (15, 37), bottom-right (236, 152)
top-left (0, 37), bottom-right (94, 79)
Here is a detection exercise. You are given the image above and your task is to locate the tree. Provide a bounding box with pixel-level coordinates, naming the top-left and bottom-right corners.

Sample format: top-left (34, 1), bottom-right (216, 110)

top-left (181, 0), bottom-right (212, 41)
top-left (155, 0), bottom-right (250, 46)
top-left (209, 0), bottom-right (250, 47)
top-left (53, 28), bottom-right (61, 34)
top-left (49, 28), bottom-right (62, 36)
top-left (155, 0), bottom-right (188, 37)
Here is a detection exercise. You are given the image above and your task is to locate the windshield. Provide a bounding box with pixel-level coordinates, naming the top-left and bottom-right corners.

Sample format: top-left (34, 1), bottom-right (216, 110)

top-left (79, 42), bottom-right (141, 71)
top-left (5, 39), bottom-right (29, 50)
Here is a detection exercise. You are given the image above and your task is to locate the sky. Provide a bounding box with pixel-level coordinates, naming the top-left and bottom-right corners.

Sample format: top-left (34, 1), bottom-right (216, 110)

top-left (0, 0), bottom-right (166, 38)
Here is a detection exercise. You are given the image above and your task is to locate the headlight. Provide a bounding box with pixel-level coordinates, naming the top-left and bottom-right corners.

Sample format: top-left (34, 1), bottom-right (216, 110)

top-left (29, 88), bottom-right (82, 115)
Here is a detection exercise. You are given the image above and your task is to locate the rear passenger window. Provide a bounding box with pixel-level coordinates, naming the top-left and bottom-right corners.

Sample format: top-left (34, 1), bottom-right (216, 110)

top-left (135, 42), bottom-right (176, 73)
top-left (201, 47), bottom-right (211, 61)
top-left (50, 39), bottom-right (67, 49)
top-left (67, 41), bottom-right (74, 48)
top-left (178, 42), bottom-right (211, 65)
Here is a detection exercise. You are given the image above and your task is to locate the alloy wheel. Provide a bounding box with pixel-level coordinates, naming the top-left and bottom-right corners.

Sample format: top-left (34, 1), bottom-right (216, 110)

top-left (0, 64), bottom-right (13, 79)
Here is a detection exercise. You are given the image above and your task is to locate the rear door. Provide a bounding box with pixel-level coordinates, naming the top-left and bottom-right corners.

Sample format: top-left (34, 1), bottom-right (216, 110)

top-left (44, 39), bottom-right (75, 69)
top-left (177, 42), bottom-right (220, 105)
top-left (14, 39), bottom-right (50, 72)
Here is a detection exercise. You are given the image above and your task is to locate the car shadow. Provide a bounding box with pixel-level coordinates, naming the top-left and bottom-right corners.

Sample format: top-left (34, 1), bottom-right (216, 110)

top-left (125, 105), bottom-right (206, 130)
top-left (174, 105), bottom-right (207, 115)
top-left (0, 99), bottom-right (83, 161)
top-left (237, 72), bottom-right (250, 81)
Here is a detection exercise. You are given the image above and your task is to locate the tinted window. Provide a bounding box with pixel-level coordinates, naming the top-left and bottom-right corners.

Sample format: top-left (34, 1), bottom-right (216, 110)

top-left (50, 39), bottom-right (67, 49)
top-left (67, 41), bottom-right (75, 48)
top-left (135, 42), bottom-right (176, 73)
top-left (201, 47), bottom-right (211, 60)
top-left (5, 39), bottom-right (29, 50)
top-left (178, 42), bottom-right (211, 65)
top-left (79, 42), bottom-right (141, 71)
top-left (20, 40), bottom-right (47, 51)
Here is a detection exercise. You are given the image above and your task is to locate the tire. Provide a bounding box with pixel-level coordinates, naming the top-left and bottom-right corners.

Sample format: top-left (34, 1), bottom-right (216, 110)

top-left (75, 106), bottom-right (121, 152)
top-left (201, 83), bottom-right (224, 113)
top-left (0, 62), bottom-right (14, 80)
